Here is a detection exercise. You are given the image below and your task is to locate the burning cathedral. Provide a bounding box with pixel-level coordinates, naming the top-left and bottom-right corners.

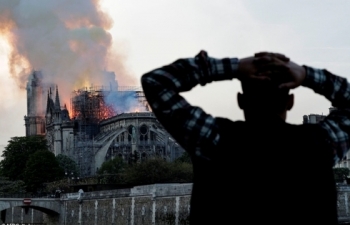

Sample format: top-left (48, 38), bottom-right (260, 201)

top-left (24, 70), bottom-right (185, 177)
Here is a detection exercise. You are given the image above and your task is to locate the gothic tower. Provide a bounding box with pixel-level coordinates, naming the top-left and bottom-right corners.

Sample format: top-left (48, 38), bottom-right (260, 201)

top-left (24, 70), bottom-right (46, 136)
top-left (45, 85), bottom-right (74, 156)
top-left (53, 86), bottom-right (63, 155)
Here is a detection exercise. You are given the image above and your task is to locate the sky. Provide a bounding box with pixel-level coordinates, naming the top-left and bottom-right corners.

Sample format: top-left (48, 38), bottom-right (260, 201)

top-left (1, 0), bottom-right (350, 157)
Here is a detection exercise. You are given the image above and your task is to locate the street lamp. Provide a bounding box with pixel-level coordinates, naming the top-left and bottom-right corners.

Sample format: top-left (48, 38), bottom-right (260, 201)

top-left (65, 171), bottom-right (80, 193)
top-left (65, 171), bottom-right (72, 183)
top-left (65, 171), bottom-right (80, 184)
top-left (71, 175), bottom-right (80, 183)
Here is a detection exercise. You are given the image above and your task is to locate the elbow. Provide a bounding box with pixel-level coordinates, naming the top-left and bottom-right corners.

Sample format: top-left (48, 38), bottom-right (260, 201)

top-left (141, 73), bottom-right (152, 87)
top-left (140, 74), bottom-right (147, 85)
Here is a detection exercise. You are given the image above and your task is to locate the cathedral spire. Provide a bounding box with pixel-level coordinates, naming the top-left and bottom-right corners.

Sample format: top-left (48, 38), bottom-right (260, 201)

top-left (54, 85), bottom-right (61, 111)
top-left (46, 90), bottom-right (50, 114)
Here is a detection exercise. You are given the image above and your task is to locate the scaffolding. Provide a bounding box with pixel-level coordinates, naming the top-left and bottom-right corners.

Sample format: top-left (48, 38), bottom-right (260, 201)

top-left (70, 85), bottom-right (149, 136)
top-left (67, 85), bottom-right (151, 177)
top-left (71, 86), bottom-right (116, 122)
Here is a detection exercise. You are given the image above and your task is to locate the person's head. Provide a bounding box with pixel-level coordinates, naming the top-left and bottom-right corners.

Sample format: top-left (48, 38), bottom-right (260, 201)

top-left (237, 77), bottom-right (294, 121)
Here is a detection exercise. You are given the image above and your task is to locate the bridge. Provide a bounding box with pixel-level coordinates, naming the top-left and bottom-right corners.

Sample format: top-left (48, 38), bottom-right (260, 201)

top-left (0, 198), bottom-right (61, 216)
top-left (2, 184), bottom-right (350, 224)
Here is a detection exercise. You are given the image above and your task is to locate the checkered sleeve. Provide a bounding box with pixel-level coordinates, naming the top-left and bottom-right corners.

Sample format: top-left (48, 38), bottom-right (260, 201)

top-left (303, 66), bottom-right (350, 165)
top-left (141, 51), bottom-right (239, 158)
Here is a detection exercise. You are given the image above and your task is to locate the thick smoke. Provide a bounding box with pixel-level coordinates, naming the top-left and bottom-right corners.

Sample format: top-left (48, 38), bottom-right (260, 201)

top-left (105, 90), bottom-right (148, 114)
top-left (0, 0), bottom-right (137, 106)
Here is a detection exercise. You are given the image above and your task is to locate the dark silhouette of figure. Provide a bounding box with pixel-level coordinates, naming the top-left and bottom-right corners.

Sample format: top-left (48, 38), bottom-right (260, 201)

top-left (141, 51), bottom-right (350, 224)
top-left (55, 189), bottom-right (61, 198)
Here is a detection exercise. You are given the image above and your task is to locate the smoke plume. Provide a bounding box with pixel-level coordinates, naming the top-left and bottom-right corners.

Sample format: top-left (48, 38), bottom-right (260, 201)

top-left (0, 0), bottom-right (136, 106)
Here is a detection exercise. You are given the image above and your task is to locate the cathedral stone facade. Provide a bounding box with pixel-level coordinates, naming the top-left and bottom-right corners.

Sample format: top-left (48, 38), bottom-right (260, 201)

top-left (24, 71), bottom-right (185, 177)
top-left (45, 86), bottom-right (74, 156)
top-left (95, 112), bottom-right (184, 171)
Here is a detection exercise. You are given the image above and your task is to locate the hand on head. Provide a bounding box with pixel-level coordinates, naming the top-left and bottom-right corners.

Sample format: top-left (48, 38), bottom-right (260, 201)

top-left (238, 52), bottom-right (289, 81)
top-left (238, 52), bottom-right (306, 89)
top-left (254, 52), bottom-right (306, 89)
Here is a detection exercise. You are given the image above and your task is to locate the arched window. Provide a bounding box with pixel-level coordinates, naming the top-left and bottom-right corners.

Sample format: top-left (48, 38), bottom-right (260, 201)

top-left (140, 124), bottom-right (148, 135)
top-left (139, 124), bottom-right (149, 142)
top-left (128, 125), bottom-right (135, 135)
top-left (128, 125), bottom-right (136, 142)
top-left (150, 131), bottom-right (156, 141)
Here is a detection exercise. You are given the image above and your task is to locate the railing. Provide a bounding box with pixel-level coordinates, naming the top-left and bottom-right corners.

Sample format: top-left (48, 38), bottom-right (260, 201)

top-left (100, 112), bottom-right (155, 125)
top-left (0, 192), bottom-right (56, 198)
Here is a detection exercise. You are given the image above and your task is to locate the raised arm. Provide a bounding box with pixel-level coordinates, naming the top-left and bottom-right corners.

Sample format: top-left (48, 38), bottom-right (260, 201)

top-left (254, 52), bottom-right (350, 165)
top-left (303, 66), bottom-right (350, 165)
top-left (141, 51), bottom-right (240, 158)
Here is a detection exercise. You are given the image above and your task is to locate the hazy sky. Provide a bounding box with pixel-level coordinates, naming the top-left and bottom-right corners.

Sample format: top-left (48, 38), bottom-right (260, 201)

top-left (1, 0), bottom-right (350, 157)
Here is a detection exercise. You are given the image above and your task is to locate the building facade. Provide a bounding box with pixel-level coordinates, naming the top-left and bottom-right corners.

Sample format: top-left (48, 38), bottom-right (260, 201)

top-left (24, 71), bottom-right (185, 177)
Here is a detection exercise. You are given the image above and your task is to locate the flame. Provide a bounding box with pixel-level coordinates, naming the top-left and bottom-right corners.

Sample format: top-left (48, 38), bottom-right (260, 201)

top-left (128, 104), bottom-right (149, 114)
top-left (0, 0), bottom-right (139, 125)
top-left (70, 87), bottom-right (117, 122)
top-left (0, 0), bottom-right (120, 94)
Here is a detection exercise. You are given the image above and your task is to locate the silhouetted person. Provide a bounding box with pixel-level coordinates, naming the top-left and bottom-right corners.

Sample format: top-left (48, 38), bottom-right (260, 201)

top-left (141, 51), bottom-right (350, 224)
top-left (55, 189), bottom-right (61, 198)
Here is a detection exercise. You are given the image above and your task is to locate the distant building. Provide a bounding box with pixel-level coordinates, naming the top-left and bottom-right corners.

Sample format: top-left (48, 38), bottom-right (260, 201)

top-left (302, 113), bottom-right (327, 124)
top-left (303, 107), bottom-right (350, 169)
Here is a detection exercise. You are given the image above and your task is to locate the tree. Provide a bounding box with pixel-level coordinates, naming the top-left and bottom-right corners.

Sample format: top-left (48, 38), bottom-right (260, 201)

top-left (0, 176), bottom-right (26, 196)
top-left (169, 161), bottom-right (193, 183)
top-left (56, 154), bottom-right (79, 176)
top-left (124, 157), bottom-right (172, 185)
top-left (333, 167), bottom-right (350, 182)
top-left (175, 152), bottom-right (192, 164)
top-left (97, 156), bottom-right (126, 175)
top-left (97, 156), bottom-right (127, 184)
top-left (0, 136), bottom-right (48, 181)
top-left (23, 150), bottom-right (64, 192)
top-left (125, 158), bottom-right (193, 185)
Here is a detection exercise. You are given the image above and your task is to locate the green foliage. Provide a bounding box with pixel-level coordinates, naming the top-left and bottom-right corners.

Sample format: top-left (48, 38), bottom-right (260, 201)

top-left (175, 152), bottom-right (192, 164)
top-left (97, 156), bottom-right (126, 175)
top-left (333, 167), bottom-right (350, 182)
top-left (123, 157), bottom-right (193, 185)
top-left (0, 136), bottom-right (48, 181)
top-left (56, 154), bottom-right (79, 176)
top-left (95, 156), bottom-right (193, 186)
top-left (97, 156), bottom-right (127, 184)
top-left (24, 150), bottom-right (64, 192)
top-left (0, 176), bottom-right (26, 195)
top-left (124, 157), bottom-right (171, 185)
top-left (169, 161), bottom-right (193, 183)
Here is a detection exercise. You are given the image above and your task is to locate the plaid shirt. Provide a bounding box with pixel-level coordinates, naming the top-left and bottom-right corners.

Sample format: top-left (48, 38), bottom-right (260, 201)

top-left (141, 51), bottom-right (350, 166)
top-left (303, 67), bottom-right (350, 165)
